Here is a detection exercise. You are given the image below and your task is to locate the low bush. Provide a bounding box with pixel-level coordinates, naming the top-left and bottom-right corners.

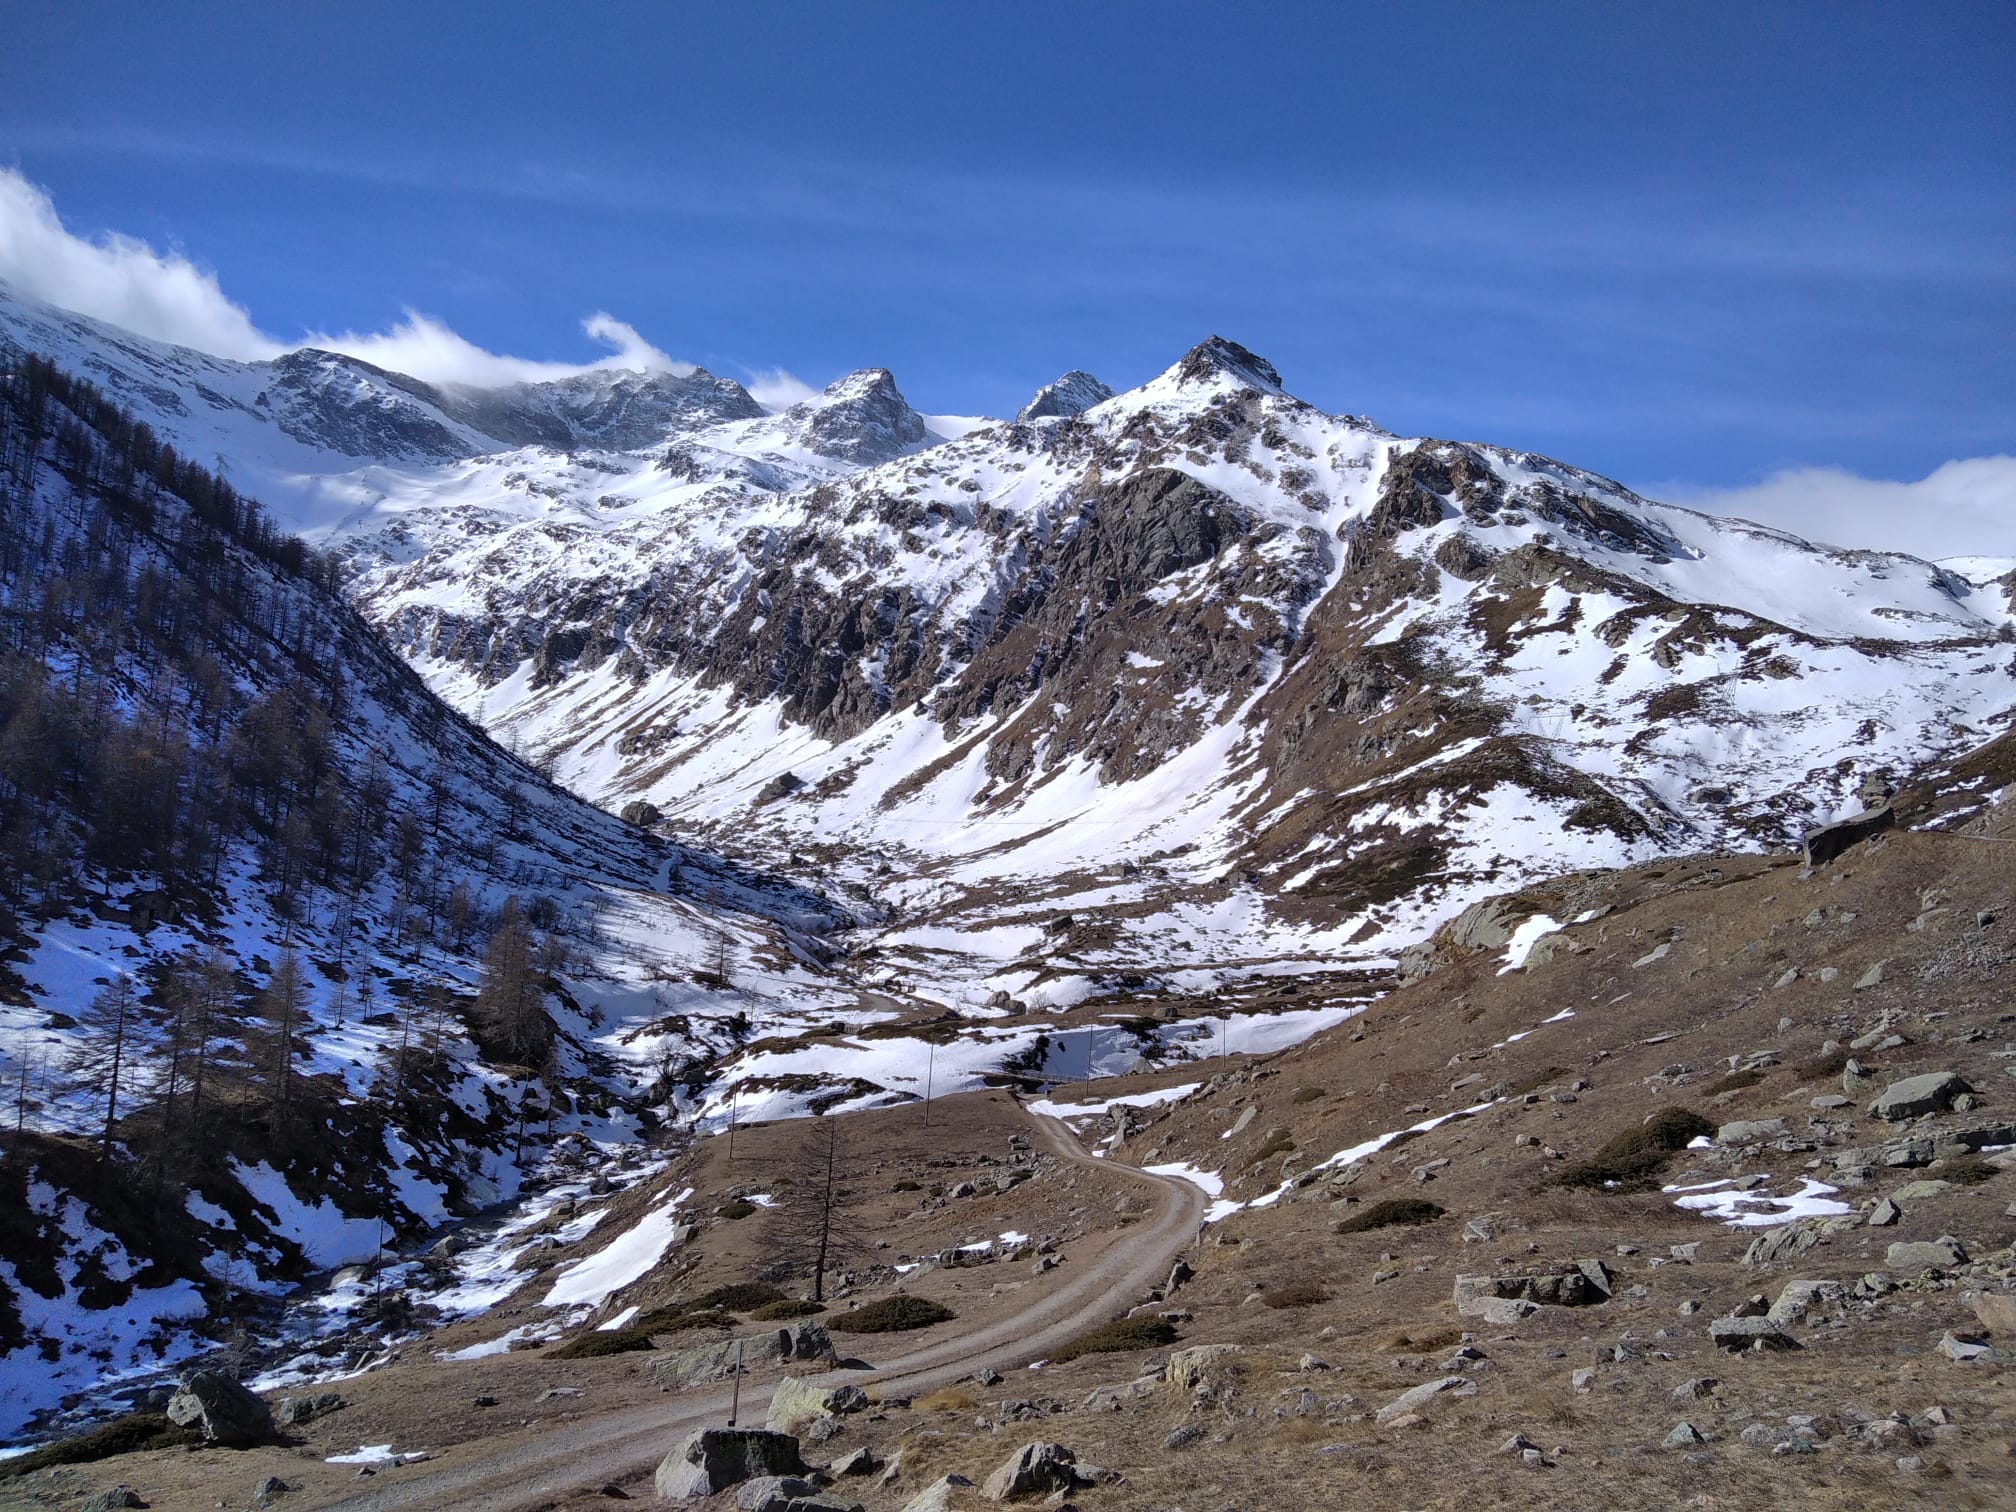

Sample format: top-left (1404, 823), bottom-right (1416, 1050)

top-left (550, 1327), bottom-right (656, 1359)
top-left (913, 1386), bottom-right (978, 1412)
top-left (716, 1200), bottom-right (758, 1220)
top-left (827, 1296), bottom-right (956, 1333)
top-left (750, 1298), bottom-right (826, 1320)
top-left (1048, 1316), bottom-right (1179, 1362)
top-left (1552, 1107), bottom-right (1716, 1190)
top-left (1334, 1197), bottom-right (1445, 1234)
top-left (0, 1414), bottom-right (198, 1478)
top-left (687, 1282), bottom-right (786, 1312)
top-left (1291, 1087), bottom-right (1325, 1104)
top-left (1383, 1324), bottom-right (1463, 1354)
top-left (1702, 1068), bottom-right (1765, 1096)
top-left (1791, 1046), bottom-right (1851, 1082)
top-left (891, 1179), bottom-right (921, 1192)
top-left (1940, 1155), bottom-right (2001, 1186)
top-left (1262, 1281), bottom-right (1330, 1309)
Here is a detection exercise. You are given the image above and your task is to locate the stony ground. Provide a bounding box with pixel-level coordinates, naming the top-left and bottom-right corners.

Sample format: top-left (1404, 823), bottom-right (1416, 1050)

top-left (8, 781), bottom-right (2016, 1511)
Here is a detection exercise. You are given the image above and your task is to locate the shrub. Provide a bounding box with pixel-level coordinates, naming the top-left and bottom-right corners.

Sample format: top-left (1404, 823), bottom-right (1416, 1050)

top-left (1049, 1316), bottom-right (1179, 1362)
top-left (1334, 1197), bottom-right (1445, 1234)
top-left (913, 1386), bottom-right (978, 1412)
top-left (688, 1282), bottom-right (785, 1312)
top-left (550, 1327), bottom-right (656, 1359)
top-left (717, 1199), bottom-right (758, 1221)
top-left (750, 1298), bottom-right (826, 1319)
top-left (1791, 1046), bottom-right (1851, 1081)
top-left (0, 1414), bottom-right (198, 1478)
top-left (1703, 1068), bottom-right (1765, 1096)
top-left (1940, 1155), bottom-right (2000, 1186)
top-left (1291, 1087), bottom-right (1325, 1104)
top-left (891, 1179), bottom-right (921, 1192)
top-left (1262, 1281), bottom-right (1330, 1309)
top-left (827, 1296), bottom-right (956, 1333)
top-left (1553, 1107), bottom-right (1715, 1190)
top-left (1383, 1324), bottom-right (1463, 1354)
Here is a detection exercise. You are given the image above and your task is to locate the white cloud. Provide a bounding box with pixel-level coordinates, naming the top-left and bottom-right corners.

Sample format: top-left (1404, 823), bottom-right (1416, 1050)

top-left (742, 366), bottom-right (821, 411)
top-left (305, 309), bottom-right (690, 387)
top-left (0, 166), bottom-right (689, 387)
top-left (0, 165), bottom-right (281, 360)
top-left (1661, 456), bottom-right (2016, 563)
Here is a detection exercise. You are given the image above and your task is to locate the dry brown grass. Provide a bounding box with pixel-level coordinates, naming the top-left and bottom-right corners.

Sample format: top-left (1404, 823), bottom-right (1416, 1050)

top-left (911, 1386), bottom-right (978, 1413)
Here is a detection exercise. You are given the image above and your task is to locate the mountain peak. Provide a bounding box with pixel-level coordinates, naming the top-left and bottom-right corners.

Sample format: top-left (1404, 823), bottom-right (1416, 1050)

top-left (1017, 370), bottom-right (1114, 423)
top-left (1173, 335), bottom-right (1283, 394)
top-left (781, 367), bottom-right (927, 464)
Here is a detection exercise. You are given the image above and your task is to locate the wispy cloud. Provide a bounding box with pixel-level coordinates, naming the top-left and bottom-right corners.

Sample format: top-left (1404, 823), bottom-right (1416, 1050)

top-left (1660, 456), bottom-right (2016, 562)
top-left (740, 366), bottom-right (819, 411)
top-left (0, 166), bottom-right (687, 385)
top-left (0, 162), bottom-right (281, 359)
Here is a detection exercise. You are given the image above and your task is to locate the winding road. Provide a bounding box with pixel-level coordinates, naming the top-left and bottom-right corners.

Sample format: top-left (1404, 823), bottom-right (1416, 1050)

top-left (320, 1105), bottom-right (1203, 1510)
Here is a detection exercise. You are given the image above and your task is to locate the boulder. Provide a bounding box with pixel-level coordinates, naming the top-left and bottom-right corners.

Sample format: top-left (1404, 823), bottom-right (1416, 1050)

top-left (617, 799), bottom-right (663, 827)
top-left (1870, 1072), bottom-right (1971, 1121)
top-left (1741, 1220), bottom-right (1829, 1267)
top-left (1767, 1279), bottom-right (1846, 1325)
top-left (1375, 1376), bottom-right (1475, 1424)
top-left (1453, 1265), bottom-right (1607, 1317)
top-left (981, 1440), bottom-right (1079, 1501)
top-left (1886, 1236), bottom-right (1967, 1270)
top-left (165, 1370), bottom-right (274, 1447)
top-left (1663, 1422), bottom-right (1706, 1449)
top-left (1716, 1119), bottom-right (1786, 1146)
top-left (78, 1491), bottom-right (146, 1512)
top-left (655, 1428), bottom-right (806, 1500)
top-left (831, 1447), bottom-right (881, 1476)
top-left (1970, 1291), bottom-right (2016, 1334)
top-left (900, 1474), bottom-right (979, 1512)
top-left (1164, 1344), bottom-right (1241, 1388)
top-left (767, 1376), bottom-right (848, 1435)
top-left (653, 1323), bottom-right (837, 1389)
top-left (274, 1390), bottom-right (345, 1428)
top-left (1801, 806), bottom-right (1893, 866)
top-left (1708, 1316), bottom-right (1798, 1351)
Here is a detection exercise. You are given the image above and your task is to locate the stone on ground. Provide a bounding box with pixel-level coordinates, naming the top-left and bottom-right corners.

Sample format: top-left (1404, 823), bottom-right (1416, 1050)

top-left (165, 1370), bottom-right (275, 1447)
top-left (655, 1427), bottom-right (807, 1500)
top-left (981, 1440), bottom-right (1078, 1501)
top-left (1869, 1071), bottom-right (1971, 1121)
top-left (1376, 1376), bottom-right (1476, 1424)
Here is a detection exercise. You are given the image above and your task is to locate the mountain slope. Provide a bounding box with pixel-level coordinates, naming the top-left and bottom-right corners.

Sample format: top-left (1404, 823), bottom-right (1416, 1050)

top-left (353, 337), bottom-right (2016, 1009)
top-left (0, 352), bottom-right (857, 1439)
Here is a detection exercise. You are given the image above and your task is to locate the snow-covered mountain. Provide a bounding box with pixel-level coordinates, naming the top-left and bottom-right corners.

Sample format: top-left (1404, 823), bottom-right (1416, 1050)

top-left (5, 283), bottom-right (2011, 1025)
top-left (0, 348), bottom-right (868, 1437)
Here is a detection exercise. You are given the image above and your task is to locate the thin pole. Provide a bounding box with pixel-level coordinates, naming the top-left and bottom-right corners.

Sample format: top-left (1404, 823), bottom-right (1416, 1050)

top-left (726, 1088), bottom-right (737, 1161)
top-left (727, 1339), bottom-right (744, 1425)
top-left (923, 1041), bottom-right (935, 1126)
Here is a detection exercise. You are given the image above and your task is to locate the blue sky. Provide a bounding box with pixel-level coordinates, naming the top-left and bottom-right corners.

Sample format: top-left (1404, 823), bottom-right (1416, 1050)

top-left (0, 1), bottom-right (2011, 545)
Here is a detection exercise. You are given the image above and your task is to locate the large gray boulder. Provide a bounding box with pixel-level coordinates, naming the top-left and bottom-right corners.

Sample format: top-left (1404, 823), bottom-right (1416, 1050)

top-left (165, 1370), bottom-right (275, 1446)
top-left (1887, 1236), bottom-right (1968, 1270)
top-left (1453, 1260), bottom-right (1610, 1318)
top-left (981, 1440), bottom-right (1078, 1501)
top-left (655, 1428), bottom-right (806, 1499)
top-left (653, 1322), bottom-right (837, 1389)
top-left (765, 1375), bottom-right (869, 1435)
top-left (734, 1476), bottom-right (864, 1512)
top-left (1870, 1072), bottom-right (1971, 1121)
top-left (1375, 1376), bottom-right (1475, 1423)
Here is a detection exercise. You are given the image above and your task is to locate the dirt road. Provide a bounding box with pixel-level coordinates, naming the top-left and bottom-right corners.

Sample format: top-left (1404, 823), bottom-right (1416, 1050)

top-left (318, 1106), bottom-right (1202, 1510)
